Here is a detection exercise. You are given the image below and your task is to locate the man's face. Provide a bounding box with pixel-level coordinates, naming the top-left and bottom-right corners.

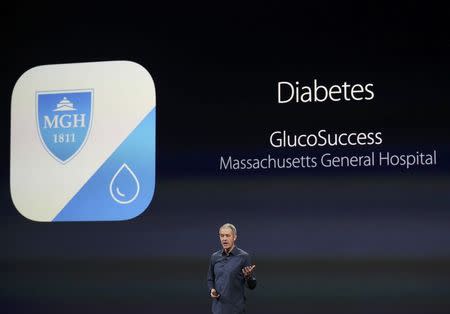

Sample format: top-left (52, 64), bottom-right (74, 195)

top-left (219, 227), bottom-right (236, 251)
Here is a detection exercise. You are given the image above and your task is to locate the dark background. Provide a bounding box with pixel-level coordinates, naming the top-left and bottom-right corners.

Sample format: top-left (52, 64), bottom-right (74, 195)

top-left (1, 3), bottom-right (450, 314)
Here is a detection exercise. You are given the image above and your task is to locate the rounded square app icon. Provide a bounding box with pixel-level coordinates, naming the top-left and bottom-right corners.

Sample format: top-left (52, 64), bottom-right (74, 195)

top-left (10, 61), bottom-right (156, 222)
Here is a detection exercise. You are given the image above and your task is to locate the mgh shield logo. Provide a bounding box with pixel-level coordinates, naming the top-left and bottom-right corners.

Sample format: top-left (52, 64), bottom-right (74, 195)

top-left (37, 90), bottom-right (93, 163)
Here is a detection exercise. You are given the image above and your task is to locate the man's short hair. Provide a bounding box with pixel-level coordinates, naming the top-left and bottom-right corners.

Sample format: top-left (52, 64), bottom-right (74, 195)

top-left (219, 223), bottom-right (237, 235)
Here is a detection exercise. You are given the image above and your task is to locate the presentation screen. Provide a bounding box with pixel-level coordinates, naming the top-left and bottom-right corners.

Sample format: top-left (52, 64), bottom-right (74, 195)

top-left (2, 4), bottom-right (449, 314)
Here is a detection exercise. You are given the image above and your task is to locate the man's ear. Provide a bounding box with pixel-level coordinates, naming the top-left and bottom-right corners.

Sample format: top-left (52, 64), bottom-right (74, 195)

top-left (234, 234), bottom-right (238, 241)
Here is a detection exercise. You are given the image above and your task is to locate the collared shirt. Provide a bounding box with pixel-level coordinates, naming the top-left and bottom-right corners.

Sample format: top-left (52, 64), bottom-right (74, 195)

top-left (207, 246), bottom-right (257, 314)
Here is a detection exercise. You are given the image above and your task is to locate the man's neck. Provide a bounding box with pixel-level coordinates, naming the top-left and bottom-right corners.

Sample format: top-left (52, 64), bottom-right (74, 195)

top-left (224, 245), bottom-right (235, 255)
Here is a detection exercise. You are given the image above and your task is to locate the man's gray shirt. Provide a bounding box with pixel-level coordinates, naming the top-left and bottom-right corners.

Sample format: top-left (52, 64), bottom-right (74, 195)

top-left (207, 246), bottom-right (256, 314)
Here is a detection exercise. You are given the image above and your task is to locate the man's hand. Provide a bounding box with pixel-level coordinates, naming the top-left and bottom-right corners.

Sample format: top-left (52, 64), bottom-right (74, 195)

top-left (210, 288), bottom-right (220, 299)
top-left (242, 264), bottom-right (256, 279)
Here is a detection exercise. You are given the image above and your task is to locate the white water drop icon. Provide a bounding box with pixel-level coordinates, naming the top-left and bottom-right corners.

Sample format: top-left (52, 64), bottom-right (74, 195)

top-left (109, 163), bottom-right (140, 204)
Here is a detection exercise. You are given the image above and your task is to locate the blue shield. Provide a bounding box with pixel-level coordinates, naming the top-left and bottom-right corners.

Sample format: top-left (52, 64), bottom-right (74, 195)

top-left (37, 90), bottom-right (93, 163)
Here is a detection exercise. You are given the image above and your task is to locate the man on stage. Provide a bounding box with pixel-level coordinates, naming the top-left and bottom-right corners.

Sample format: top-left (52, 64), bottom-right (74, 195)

top-left (207, 223), bottom-right (256, 314)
